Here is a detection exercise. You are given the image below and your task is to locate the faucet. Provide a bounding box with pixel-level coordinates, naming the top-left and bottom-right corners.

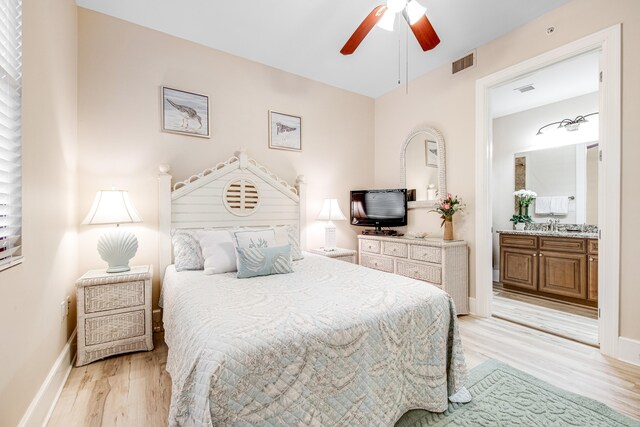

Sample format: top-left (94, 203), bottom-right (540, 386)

top-left (547, 218), bottom-right (560, 232)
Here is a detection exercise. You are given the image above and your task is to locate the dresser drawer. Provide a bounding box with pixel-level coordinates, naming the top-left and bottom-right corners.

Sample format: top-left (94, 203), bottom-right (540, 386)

top-left (360, 254), bottom-right (394, 273)
top-left (396, 260), bottom-right (442, 285)
top-left (360, 239), bottom-right (381, 254)
top-left (410, 245), bottom-right (442, 263)
top-left (382, 241), bottom-right (408, 258)
top-left (85, 309), bottom-right (146, 346)
top-left (539, 237), bottom-right (586, 253)
top-left (500, 234), bottom-right (537, 249)
top-left (84, 281), bottom-right (145, 314)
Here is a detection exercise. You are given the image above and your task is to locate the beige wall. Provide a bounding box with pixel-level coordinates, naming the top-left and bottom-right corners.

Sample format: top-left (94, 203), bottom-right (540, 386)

top-left (77, 9), bottom-right (375, 309)
top-left (374, 0), bottom-right (640, 340)
top-left (0, 0), bottom-right (78, 426)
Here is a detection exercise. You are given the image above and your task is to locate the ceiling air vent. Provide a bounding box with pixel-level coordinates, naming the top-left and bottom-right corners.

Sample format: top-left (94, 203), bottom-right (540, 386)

top-left (514, 84), bottom-right (535, 93)
top-left (452, 50), bottom-right (476, 75)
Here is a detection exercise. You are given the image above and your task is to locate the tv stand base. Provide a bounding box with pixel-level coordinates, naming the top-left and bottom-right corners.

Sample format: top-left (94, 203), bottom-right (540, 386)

top-left (361, 229), bottom-right (398, 236)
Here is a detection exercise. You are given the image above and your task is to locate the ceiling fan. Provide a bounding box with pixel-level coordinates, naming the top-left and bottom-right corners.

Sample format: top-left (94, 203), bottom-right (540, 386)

top-left (341, 0), bottom-right (440, 55)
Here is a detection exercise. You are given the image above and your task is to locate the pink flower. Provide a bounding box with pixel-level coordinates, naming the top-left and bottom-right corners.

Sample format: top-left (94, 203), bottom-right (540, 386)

top-left (447, 193), bottom-right (453, 199)
top-left (443, 203), bottom-right (451, 209)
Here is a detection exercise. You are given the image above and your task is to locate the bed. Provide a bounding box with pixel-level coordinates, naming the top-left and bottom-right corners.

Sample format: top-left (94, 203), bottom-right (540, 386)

top-left (158, 150), bottom-right (468, 426)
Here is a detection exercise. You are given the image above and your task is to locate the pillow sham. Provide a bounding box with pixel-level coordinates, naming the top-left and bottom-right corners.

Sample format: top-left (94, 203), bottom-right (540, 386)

top-left (276, 224), bottom-right (303, 261)
top-left (172, 230), bottom-right (204, 272)
top-left (197, 229), bottom-right (237, 275)
top-left (236, 245), bottom-right (293, 279)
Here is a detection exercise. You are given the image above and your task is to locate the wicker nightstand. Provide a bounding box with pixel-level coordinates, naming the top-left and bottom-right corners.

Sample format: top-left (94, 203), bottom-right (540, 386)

top-left (308, 248), bottom-right (357, 264)
top-left (76, 265), bottom-right (153, 366)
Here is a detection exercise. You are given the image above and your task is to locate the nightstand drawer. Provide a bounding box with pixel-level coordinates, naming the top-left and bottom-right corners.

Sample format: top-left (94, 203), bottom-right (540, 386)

top-left (85, 309), bottom-right (146, 346)
top-left (84, 281), bottom-right (145, 313)
top-left (410, 245), bottom-right (442, 263)
top-left (396, 260), bottom-right (442, 284)
top-left (382, 242), bottom-right (408, 258)
top-left (360, 239), bottom-right (381, 254)
top-left (360, 254), bottom-right (394, 272)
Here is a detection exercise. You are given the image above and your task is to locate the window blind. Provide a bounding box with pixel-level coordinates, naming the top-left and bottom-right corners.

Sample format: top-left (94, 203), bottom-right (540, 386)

top-left (0, 0), bottom-right (22, 268)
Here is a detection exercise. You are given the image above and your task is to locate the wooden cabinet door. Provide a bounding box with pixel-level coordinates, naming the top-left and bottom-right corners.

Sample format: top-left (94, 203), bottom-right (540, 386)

top-left (588, 255), bottom-right (598, 302)
top-left (500, 248), bottom-right (538, 291)
top-left (539, 251), bottom-right (587, 299)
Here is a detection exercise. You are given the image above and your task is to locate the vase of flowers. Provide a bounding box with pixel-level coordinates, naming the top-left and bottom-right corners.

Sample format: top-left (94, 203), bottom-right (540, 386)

top-left (431, 193), bottom-right (465, 241)
top-left (511, 189), bottom-right (536, 230)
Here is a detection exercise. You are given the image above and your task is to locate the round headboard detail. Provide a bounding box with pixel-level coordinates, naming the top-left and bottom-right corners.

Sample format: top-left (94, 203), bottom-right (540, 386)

top-left (223, 178), bottom-right (260, 216)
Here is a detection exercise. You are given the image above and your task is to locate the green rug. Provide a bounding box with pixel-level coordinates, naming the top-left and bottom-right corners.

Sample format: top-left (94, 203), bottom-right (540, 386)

top-left (396, 360), bottom-right (640, 427)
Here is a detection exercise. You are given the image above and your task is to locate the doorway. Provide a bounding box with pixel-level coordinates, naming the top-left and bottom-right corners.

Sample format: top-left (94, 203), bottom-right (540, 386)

top-left (489, 51), bottom-right (600, 346)
top-left (474, 26), bottom-right (621, 357)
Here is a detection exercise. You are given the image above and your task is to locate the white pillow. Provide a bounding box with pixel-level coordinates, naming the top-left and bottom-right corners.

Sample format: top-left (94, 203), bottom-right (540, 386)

top-left (197, 230), bottom-right (237, 275)
top-left (232, 228), bottom-right (277, 249)
top-left (274, 225), bottom-right (303, 261)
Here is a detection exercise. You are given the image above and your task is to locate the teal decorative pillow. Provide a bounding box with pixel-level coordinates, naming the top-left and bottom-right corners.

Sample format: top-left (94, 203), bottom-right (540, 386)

top-left (236, 245), bottom-right (293, 279)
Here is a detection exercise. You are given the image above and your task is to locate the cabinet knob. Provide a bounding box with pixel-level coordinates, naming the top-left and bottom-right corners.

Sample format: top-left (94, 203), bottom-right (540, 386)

top-left (589, 257), bottom-right (594, 262)
top-left (539, 253), bottom-right (543, 256)
top-left (533, 254), bottom-right (537, 257)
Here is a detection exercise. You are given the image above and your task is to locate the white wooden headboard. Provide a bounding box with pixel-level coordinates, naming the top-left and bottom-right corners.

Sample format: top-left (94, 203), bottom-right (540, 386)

top-left (158, 150), bottom-right (307, 281)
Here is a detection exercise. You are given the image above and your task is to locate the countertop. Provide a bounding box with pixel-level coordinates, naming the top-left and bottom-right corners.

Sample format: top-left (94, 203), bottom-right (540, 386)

top-left (498, 229), bottom-right (598, 239)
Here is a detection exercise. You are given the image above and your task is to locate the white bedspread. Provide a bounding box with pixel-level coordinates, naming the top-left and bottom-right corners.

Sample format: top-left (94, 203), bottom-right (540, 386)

top-left (162, 253), bottom-right (467, 426)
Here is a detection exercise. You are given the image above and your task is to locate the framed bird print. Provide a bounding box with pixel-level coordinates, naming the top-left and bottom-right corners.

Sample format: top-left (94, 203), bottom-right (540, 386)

top-left (268, 111), bottom-right (301, 151)
top-left (161, 86), bottom-right (210, 138)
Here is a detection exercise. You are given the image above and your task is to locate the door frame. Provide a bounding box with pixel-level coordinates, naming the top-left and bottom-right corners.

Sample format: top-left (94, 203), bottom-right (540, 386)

top-left (474, 25), bottom-right (621, 357)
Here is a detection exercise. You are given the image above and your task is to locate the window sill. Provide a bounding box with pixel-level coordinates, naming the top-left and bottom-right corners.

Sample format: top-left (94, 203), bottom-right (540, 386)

top-left (0, 256), bottom-right (24, 273)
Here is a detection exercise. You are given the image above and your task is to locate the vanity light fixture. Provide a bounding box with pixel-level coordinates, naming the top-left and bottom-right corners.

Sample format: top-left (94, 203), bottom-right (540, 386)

top-left (535, 112), bottom-right (599, 135)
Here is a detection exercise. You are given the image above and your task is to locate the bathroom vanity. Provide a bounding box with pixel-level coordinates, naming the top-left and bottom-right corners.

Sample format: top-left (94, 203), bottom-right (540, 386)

top-left (498, 230), bottom-right (598, 307)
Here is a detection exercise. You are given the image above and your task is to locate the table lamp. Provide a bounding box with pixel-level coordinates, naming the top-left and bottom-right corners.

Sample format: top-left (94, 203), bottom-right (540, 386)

top-left (82, 190), bottom-right (142, 273)
top-left (317, 198), bottom-right (346, 251)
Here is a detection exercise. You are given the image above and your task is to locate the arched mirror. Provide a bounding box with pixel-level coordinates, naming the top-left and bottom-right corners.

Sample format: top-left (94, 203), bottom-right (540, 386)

top-left (400, 126), bottom-right (446, 208)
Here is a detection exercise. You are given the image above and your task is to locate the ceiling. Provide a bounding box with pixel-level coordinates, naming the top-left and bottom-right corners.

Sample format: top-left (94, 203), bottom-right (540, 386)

top-left (490, 50), bottom-right (600, 118)
top-left (76, 0), bottom-right (570, 98)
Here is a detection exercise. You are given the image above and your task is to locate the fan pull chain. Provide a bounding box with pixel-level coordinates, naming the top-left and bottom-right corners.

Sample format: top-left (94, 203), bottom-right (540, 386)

top-left (398, 39), bottom-right (401, 85)
top-left (406, 19), bottom-right (409, 94)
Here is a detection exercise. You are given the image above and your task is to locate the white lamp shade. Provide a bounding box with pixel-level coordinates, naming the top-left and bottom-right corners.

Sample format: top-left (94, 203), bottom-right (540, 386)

top-left (82, 190), bottom-right (143, 225)
top-left (317, 199), bottom-right (347, 221)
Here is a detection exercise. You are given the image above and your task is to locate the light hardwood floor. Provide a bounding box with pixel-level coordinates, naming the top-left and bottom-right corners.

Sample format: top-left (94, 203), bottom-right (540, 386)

top-left (492, 286), bottom-right (599, 346)
top-left (47, 316), bottom-right (640, 426)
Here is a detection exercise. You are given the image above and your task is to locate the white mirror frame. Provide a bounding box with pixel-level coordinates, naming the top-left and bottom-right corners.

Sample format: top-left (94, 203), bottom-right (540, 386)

top-left (400, 125), bottom-right (447, 209)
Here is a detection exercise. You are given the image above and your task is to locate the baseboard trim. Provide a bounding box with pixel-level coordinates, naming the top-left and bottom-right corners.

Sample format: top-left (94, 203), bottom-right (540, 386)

top-left (618, 336), bottom-right (640, 367)
top-left (18, 329), bottom-right (76, 427)
top-left (468, 297), bottom-right (477, 315)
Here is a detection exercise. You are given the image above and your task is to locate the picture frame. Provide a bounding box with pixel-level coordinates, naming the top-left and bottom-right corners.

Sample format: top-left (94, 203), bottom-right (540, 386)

top-left (268, 111), bottom-right (301, 151)
top-left (426, 139), bottom-right (438, 167)
top-left (161, 86), bottom-right (210, 138)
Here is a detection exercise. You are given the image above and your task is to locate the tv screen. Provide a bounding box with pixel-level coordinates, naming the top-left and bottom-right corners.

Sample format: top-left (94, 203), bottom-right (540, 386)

top-left (350, 189), bottom-right (407, 230)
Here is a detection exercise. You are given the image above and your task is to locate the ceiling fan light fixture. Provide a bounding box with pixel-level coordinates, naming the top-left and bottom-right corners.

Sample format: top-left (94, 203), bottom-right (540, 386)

top-left (406, 0), bottom-right (426, 24)
top-left (387, 0), bottom-right (407, 14)
top-left (376, 8), bottom-right (396, 31)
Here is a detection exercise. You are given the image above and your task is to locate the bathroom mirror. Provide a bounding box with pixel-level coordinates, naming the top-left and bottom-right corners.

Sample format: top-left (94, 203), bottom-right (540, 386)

top-left (514, 142), bottom-right (598, 225)
top-left (400, 126), bottom-right (446, 208)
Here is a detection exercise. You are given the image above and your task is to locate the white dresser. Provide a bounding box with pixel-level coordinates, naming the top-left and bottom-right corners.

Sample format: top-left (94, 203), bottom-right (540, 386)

top-left (76, 265), bottom-right (154, 366)
top-left (357, 235), bottom-right (469, 314)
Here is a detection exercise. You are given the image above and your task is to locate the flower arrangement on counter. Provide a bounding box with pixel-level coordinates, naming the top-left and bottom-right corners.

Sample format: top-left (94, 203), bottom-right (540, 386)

top-left (511, 189), bottom-right (537, 226)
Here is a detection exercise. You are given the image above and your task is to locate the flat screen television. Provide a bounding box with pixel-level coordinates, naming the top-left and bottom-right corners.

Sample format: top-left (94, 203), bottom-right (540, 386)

top-left (350, 189), bottom-right (407, 232)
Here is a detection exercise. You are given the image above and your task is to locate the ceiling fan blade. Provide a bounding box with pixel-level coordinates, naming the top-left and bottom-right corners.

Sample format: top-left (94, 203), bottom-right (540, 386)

top-left (341, 5), bottom-right (387, 55)
top-left (404, 12), bottom-right (440, 51)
